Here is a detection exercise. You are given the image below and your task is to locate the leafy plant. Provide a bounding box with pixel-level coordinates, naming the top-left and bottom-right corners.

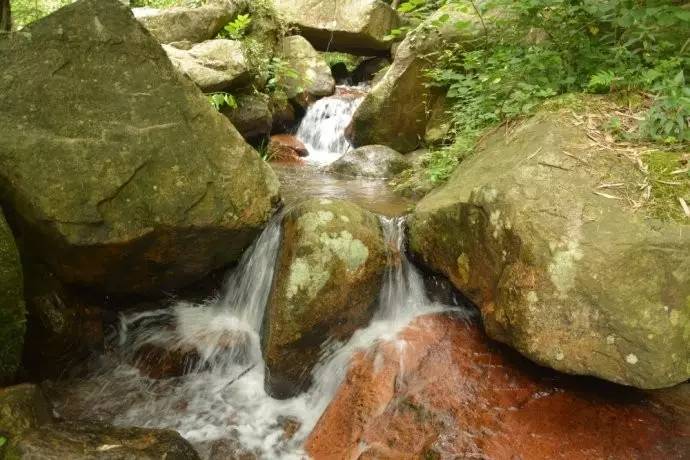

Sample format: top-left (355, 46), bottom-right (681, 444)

top-left (208, 92), bottom-right (237, 111)
top-left (0, 435), bottom-right (6, 447)
top-left (218, 13), bottom-right (252, 40)
top-left (267, 57), bottom-right (301, 95)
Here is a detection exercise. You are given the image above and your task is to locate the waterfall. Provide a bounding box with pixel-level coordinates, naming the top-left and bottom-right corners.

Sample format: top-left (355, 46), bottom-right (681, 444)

top-left (56, 213), bottom-right (446, 459)
top-left (295, 87), bottom-right (365, 165)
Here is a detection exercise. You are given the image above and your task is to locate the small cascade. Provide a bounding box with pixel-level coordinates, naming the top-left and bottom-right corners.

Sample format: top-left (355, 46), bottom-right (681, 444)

top-left (295, 86), bottom-right (366, 165)
top-left (52, 215), bottom-right (446, 459)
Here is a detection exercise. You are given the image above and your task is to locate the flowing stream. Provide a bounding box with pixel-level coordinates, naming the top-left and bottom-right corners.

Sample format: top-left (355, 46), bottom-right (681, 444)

top-left (48, 89), bottom-right (450, 459)
top-left (295, 86), bottom-right (366, 165)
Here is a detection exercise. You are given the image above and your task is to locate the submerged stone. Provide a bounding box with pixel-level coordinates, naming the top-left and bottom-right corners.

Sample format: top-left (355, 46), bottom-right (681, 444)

top-left (262, 198), bottom-right (386, 398)
top-left (0, 0), bottom-right (280, 296)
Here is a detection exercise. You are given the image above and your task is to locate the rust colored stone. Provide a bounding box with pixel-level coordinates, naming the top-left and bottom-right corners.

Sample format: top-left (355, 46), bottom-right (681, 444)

top-left (307, 313), bottom-right (689, 459)
top-left (268, 135), bottom-right (309, 164)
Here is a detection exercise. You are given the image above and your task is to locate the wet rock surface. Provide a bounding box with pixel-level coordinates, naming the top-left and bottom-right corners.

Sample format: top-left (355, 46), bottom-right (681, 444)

top-left (262, 198), bottom-right (387, 398)
top-left (409, 109), bottom-right (690, 389)
top-left (328, 145), bottom-right (412, 178)
top-left (0, 0), bottom-right (280, 296)
top-left (7, 421), bottom-right (200, 459)
top-left (307, 313), bottom-right (690, 459)
top-left (268, 135), bottom-right (309, 164)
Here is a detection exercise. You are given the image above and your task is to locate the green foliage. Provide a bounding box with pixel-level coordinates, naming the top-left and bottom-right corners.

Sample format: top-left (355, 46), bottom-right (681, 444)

top-left (322, 52), bottom-right (363, 72)
top-left (10, 0), bottom-right (73, 28)
top-left (208, 92), bottom-right (237, 111)
top-left (643, 150), bottom-right (690, 222)
top-left (266, 57), bottom-right (301, 95)
top-left (218, 13), bottom-right (252, 40)
top-left (400, 0), bottom-right (690, 192)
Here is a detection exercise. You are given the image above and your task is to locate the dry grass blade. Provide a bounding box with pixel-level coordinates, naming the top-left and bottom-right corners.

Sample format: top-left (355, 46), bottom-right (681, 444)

top-left (679, 197), bottom-right (690, 218)
top-left (593, 191), bottom-right (623, 200)
top-left (597, 182), bottom-right (625, 189)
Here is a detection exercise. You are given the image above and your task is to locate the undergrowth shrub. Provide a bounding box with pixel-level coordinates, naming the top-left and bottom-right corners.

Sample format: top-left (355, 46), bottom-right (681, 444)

top-left (393, 0), bottom-right (690, 193)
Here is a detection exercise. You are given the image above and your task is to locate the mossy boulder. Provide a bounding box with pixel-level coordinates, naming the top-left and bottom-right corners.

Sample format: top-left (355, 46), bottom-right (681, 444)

top-left (0, 209), bottom-right (24, 384)
top-left (6, 421), bottom-right (200, 459)
top-left (0, 384), bottom-right (52, 453)
top-left (262, 198), bottom-right (386, 398)
top-left (348, 5), bottom-right (482, 152)
top-left (221, 92), bottom-right (273, 140)
top-left (0, 0), bottom-right (280, 296)
top-left (328, 145), bottom-right (411, 178)
top-left (278, 35), bottom-right (335, 101)
top-left (272, 0), bottom-right (400, 55)
top-left (408, 110), bottom-right (690, 389)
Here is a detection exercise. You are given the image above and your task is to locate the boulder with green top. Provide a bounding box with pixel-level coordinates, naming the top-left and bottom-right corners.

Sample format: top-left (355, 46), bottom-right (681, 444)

top-left (348, 5), bottom-right (482, 152)
top-left (262, 198), bottom-right (387, 398)
top-left (133, 3), bottom-right (237, 44)
top-left (408, 109), bottom-right (690, 389)
top-left (328, 145), bottom-right (411, 178)
top-left (272, 0), bottom-right (400, 55)
top-left (0, 0), bottom-right (280, 296)
top-left (0, 209), bottom-right (24, 385)
top-left (278, 35), bottom-right (335, 101)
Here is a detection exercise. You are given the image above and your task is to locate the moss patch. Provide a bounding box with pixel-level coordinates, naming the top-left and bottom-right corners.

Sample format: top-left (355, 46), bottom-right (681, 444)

top-left (644, 151), bottom-right (690, 223)
top-left (321, 52), bottom-right (363, 72)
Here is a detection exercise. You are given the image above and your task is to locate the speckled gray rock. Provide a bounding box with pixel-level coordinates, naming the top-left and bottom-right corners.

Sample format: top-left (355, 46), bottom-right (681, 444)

top-left (272, 0), bottom-right (400, 54)
top-left (221, 92), bottom-right (273, 140)
top-left (278, 35), bottom-right (335, 100)
top-left (163, 39), bottom-right (250, 92)
top-left (0, 0), bottom-right (279, 295)
top-left (263, 199), bottom-right (386, 398)
top-left (133, 3), bottom-right (237, 44)
top-left (328, 145), bottom-right (411, 178)
top-left (408, 110), bottom-right (690, 389)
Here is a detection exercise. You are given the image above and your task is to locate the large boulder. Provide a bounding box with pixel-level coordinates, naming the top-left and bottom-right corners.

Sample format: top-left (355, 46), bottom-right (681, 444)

top-left (7, 422), bottom-right (200, 459)
top-left (0, 209), bottom-right (24, 384)
top-left (262, 198), bottom-right (386, 398)
top-left (328, 145), bottom-right (411, 178)
top-left (0, 0), bottom-right (280, 296)
top-left (408, 109), bottom-right (690, 389)
top-left (163, 39), bottom-right (250, 92)
top-left (348, 5), bottom-right (481, 152)
top-left (133, 3), bottom-right (237, 44)
top-left (272, 0), bottom-right (400, 55)
top-left (307, 314), bottom-right (689, 459)
top-left (277, 35), bottom-right (335, 100)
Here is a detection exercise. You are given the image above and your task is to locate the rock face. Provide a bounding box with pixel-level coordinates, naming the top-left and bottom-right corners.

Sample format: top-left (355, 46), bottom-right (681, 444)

top-left (163, 39), bottom-right (250, 92)
top-left (133, 3), bottom-right (236, 44)
top-left (0, 209), bottom-right (24, 384)
top-left (262, 199), bottom-right (386, 398)
top-left (328, 145), bottom-right (411, 178)
top-left (408, 111), bottom-right (690, 389)
top-left (307, 313), bottom-right (690, 459)
top-left (7, 422), bottom-right (200, 459)
top-left (272, 0), bottom-right (400, 54)
top-left (278, 35), bottom-right (335, 100)
top-left (0, 0), bottom-right (280, 295)
top-left (349, 6), bottom-right (481, 152)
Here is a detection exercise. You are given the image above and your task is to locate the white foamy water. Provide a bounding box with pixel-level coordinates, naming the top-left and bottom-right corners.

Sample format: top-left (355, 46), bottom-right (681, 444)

top-left (296, 87), bottom-right (365, 165)
top-left (53, 215), bottom-right (447, 459)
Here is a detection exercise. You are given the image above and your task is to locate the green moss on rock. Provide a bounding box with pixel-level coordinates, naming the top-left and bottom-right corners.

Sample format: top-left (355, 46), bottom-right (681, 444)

top-left (0, 210), bottom-right (25, 384)
top-left (262, 198), bottom-right (386, 398)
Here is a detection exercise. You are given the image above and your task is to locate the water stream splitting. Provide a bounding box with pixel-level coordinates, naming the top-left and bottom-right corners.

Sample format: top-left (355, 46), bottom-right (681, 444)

top-left (52, 214), bottom-right (449, 459)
